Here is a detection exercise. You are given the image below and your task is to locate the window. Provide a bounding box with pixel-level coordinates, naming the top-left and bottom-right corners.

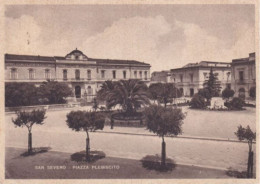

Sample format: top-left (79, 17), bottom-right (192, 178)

top-left (227, 72), bottom-right (231, 81)
top-left (134, 71), bottom-right (137, 78)
top-left (179, 88), bottom-right (184, 96)
top-left (214, 73), bottom-right (219, 80)
top-left (75, 69), bottom-right (80, 80)
top-left (144, 71), bottom-right (148, 80)
top-left (63, 70), bottom-right (67, 80)
top-left (87, 86), bottom-right (93, 95)
top-left (139, 71), bottom-right (142, 79)
top-left (29, 69), bottom-right (35, 79)
top-left (123, 71), bottom-right (126, 79)
top-left (239, 71), bottom-right (244, 81)
top-left (203, 72), bottom-right (207, 79)
top-left (10, 68), bottom-right (17, 79)
top-left (45, 69), bottom-right (50, 79)
top-left (180, 74), bottom-right (183, 82)
top-left (87, 70), bottom-right (91, 80)
top-left (101, 70), bottom-right (105, 79)
top-left (113, 71), bottom-right (116, 79)
top-left (190, 74), bottom-right (193, 82)
top-left (75, 55), bottom-right (79, 60)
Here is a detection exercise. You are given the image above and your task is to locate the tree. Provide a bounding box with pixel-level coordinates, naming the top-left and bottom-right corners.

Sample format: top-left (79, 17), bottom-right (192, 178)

top-left (249, 87), bottom-right (256, 99)
top-left (98, 79), bottom-right (150, 115)
top-left (12, 109), bottom-right (46, 154)
top-left (189, 94), bottom-right (207, 109)
top-left (144, 105), bottom-right (185, 168)
top-left (222, 87), bottom-right (235, 101)
top-left (38, 80), bottom-right (73, 104)
top-left (198, 88), bottom-right (211, 103)
top-left (5, 83), bottom-right (39, 107)
top-left (149, 83), bottom-right (181, 107)
top-left (230, 97), bottom-right (244, 110)
top-left (203, 67), bottom-right (222, 99)
top-left (235, 125), bottom-right (256, 178)
top-left (148, 83), bottom-right (162, 103)
top-left (97, 80), bottom-right (115, 102)
top-left (66, 111), bottom-right (105, 161)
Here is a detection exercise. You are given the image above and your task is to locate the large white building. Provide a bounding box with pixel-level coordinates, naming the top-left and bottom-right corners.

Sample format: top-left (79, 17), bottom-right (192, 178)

top-left (231, 53), bottom-right (256, 99)
top-left (152, 61), bottom-right (231, 97)
top-left (5, 49), bottom-right (151, 101)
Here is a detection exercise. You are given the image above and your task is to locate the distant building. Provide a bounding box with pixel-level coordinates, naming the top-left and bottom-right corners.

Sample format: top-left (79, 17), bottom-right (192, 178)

top-left (169, 61), bottom-right (231, 97)
top-left (231, 53), bottom-right (256, 99)
top-left (151, 70), bottom-right (171, 83)
top-left (5, 49), bottom-right (151, 101)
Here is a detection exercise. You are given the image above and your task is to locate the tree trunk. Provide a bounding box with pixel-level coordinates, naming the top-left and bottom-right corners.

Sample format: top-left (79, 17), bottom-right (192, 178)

top-left (161, 136), bottom-right (166, 168)
top-left (250, 151), bottom-right (254, 178)
top-left (111, 118), bottom-right (114, 129)
top-left (247, 141), bottom-right (253, 178)
top-left (28, 132), bottom-right (32, 154)
top-left (247, 151), bottom-right (254, 178)
top-left (86, 131), bottom-right (90, 162)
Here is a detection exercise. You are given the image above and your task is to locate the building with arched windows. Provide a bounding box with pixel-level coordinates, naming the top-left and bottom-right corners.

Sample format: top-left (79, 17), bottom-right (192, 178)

top-left (231, 53), bottom-right (256, 99)
top-left (5, 49), bottom-right (151, 102)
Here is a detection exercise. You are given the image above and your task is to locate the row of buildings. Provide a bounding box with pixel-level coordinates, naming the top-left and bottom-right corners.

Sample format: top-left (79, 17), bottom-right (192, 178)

top-left (4, 49), bottom-right (256, 100)
top-left (5, 49), bottom-right (151, 101)
top-left (151, 53), bottom-right (256, 99)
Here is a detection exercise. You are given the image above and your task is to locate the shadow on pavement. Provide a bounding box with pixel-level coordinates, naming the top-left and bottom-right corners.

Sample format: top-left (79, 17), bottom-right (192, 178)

top-left (70, 150), bottom-right (106, 163)
top-left (140, 154), bottom-right (176, 172)
top-left (20, 147), bottom-right (51, 157)
top-left (225, 167), bottom-right (248, 178)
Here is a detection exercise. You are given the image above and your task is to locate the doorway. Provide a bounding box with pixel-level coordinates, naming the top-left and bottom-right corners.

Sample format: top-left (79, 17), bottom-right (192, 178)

top-left (75, 86), bottom-right (81, 98)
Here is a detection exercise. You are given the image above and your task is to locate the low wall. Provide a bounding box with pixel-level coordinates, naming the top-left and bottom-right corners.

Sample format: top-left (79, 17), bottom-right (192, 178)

top-left (5, 103), bottom-right (81, 112)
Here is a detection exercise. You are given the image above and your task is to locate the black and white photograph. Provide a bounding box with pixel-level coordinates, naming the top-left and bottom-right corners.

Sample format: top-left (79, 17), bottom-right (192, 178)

top-left (1, 0), bottom-right (259, 183)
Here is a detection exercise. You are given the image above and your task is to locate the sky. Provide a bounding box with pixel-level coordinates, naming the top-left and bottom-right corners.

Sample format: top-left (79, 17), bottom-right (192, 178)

top-left (5, 4), bottom-right (255, 72)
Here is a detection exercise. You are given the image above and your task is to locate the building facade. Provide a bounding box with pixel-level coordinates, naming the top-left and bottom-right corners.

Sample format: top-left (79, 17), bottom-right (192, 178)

top-left (231, 53), bottom-right (256, 99)
top-left (167, 61), bottom-right (231, 97)
top-left (5, 49), bottom-right (151, 101)
top-left (151, 70), bottom-right (171, 83)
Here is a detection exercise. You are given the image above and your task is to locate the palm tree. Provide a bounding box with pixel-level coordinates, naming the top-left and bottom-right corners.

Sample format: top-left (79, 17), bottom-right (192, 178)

top-left (97, 80), bottom-right (115, 102)
top-left (98, 79), bottom-right (150, 115)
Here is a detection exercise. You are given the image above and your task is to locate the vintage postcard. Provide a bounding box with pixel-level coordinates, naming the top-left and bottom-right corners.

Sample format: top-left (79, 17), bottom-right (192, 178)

top-left (0, 0), bottom-right (259, 184)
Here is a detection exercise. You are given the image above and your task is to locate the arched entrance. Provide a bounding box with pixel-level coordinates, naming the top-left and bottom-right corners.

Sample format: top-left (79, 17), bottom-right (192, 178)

top-left (75, 86), bottom-right (81, 98)
top-left (238, 88), bottom-right (245, 99)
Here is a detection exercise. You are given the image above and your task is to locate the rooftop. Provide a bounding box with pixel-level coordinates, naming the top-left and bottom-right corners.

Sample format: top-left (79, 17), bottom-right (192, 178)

top-left (5, 49), bottom-right (150, 66)
top-left (232, 52), bottom-right (255, 64)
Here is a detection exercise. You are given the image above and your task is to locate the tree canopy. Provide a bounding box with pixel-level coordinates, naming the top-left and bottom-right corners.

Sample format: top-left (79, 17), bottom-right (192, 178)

top-left (222, 87), bottom-right (235, 100)
top-left (148, 83), bottom-right (182, 107)
top-left (38, 80), bottom-right (73, 104)
top-left (66, 111), bottom-right (105, 132)
top-left (235, 125), bottom-right (256, 142)
top-left (5, 83), bottom-right (39, 107)
top-left (5, 81), bottom-right (73, 107)
top-left (144, 105), bottom-right (185, 137)
top-left (12, 109), bottom-right (46, 131)
top-left (203, 67), bottom-right (222, 99)
top-left (97, 79), bottom-right (150, 114)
